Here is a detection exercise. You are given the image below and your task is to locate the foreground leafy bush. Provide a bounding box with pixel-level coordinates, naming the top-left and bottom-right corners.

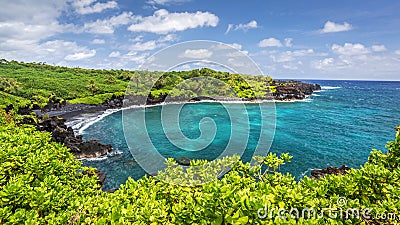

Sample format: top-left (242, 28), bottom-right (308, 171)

top-left (1, 112), bottom-right (400, 224)
top-left (0, 113), bottom-right (101, 224)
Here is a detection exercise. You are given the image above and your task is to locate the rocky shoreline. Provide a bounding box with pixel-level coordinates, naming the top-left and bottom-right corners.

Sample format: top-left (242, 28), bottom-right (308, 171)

top-left (32, 80), bottom-right (321, 119)
top-left (310, 165), bottom-right (351, 179)
top-left (14, 80), bottom-right (327, 187)
top-left (272, 80), bottom-right (321, 101)
top-left (24, 116), bottom-right (113, 159)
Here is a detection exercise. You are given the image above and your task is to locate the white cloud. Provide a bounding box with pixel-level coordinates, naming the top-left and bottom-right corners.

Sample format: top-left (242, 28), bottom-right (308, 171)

top-left (283, 64), bottom-right (298, 70)
top-left (0, 39), bottom-right (97, 65)
top-left (0, 1), bottom-right (71, 48)
top-left (128, 9), bottom-right (219, 34)
top-left (0, 1), bottom-right (92, 64)
top-left (92, 39), bottom-right (105, 44)
top-left (311, 44), bottom-right (400, 79)
top-left (371, 45), bottom-right (387, 52)
top-left (0, 22), bottom-right (66, 42)
top-left (321, 21), bottom-right (353, 33)
top-left (129, 41), bottom-right (158, 51)
top-left (331, 43), bottom-right (370, 56)
top-left (258, 38), bottom-right (283, 47)
top-left (312, 57), bottom-right (335, 70)
top-left (124, 52), bottom-right (150, 64)
top-left (284, 38), bottom-right (293, 47)
top-left (225, 50), bottom-right (249, 58)
top-left (181, 49), bottom-right (213, 59)
top-left (0, 0), bottom-right (66, 24)
top-left (72, 0), bottom-right (117, 14)
top-left (225, 24), bottom-right (234, 35)
top-left (395, 50), bottom-right (400, 55)
top-left (212, 43), bottom-right (242, 50)
top-left (99, 51), bottom-right (151, 69)
top-left (210, 43), bottom-right (249, 57)
top-left (225, 20), bottom-right (258, 34)
top-left (230, 43), bottom-right (242, 50)
top-left (64, 49), bottom-right (96, 61)
top-left (109, 51), bottom-right (121, 57)
top-left (127, 34), bottom-right (177, 52)
top-left (236, 20), bottom-right (258, 31)
top-left (271, 49), bottom-right (314, 62)
top-left (147, 0), bottom-right (191, 5)
top-left (158, 34), bottom-right (179, 43)
top-left (83, 12), bottom-right (137, 34)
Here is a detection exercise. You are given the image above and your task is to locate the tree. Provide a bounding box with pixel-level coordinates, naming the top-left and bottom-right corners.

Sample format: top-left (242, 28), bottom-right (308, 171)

top-left (266, 75), bottom-right (274, 85)
top-left (0, 76), bottom-right (20, 94)
top-left (86, 80), bottom-right (98, 95)
top-left (105, 74), bottom-right (117, 84)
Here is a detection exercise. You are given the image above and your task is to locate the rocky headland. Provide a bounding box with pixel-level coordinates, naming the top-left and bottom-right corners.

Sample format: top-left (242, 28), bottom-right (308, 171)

top-left (35, 116), bottom-right (112, 159)
top-left (310, 165), bottom-right (351, 179)
top-left (272, 80), bottom-right (321, 101)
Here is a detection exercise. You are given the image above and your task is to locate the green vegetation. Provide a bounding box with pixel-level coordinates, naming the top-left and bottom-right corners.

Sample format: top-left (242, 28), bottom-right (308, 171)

top-left (1, 59), bottom-right (398, 224)
top-left (68, 92), bottom-right (125, 105)
top-left (0, 60), bottom-right (275, 110)
top-left (1, 111), bottom-right (400, 224)
top-left (0, 60), bottom-right (129, 109)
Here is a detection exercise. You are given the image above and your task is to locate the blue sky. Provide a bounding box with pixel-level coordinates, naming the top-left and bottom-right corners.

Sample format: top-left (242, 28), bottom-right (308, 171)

top-left (0, 0), bottom-right (400, 80)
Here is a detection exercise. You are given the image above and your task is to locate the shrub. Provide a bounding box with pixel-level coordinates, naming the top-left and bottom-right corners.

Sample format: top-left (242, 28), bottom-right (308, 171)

top-left (1, 111), bottom-right (399, 224)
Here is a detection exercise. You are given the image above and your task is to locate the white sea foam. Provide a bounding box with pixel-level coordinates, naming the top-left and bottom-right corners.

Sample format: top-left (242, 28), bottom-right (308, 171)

top-left (274, 97), bottom-right (313, 103)
top-left (77, 150), bottom-right (124, 162)
top-left (66, 109), bottom-right (120, 135)
top-left (300, 168), bottom-right (313, 178)
top-left (78, 155), bottom-right (108, 162)
top-left (79, 109), bottom-right (121, 135)
top-left (321, 86), bottom-right (341, 90)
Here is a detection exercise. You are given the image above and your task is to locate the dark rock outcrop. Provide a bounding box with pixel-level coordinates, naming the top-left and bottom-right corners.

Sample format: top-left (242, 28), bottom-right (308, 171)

top-left (273, 81), bottom-right (321, 101)
top-left (5, 104), bottom-right (14, 113)
top-left (146, 93), bottom-right (167, 105)
top-left (83, 169), bottom-right (106, 186)
top-left (17, 105), bottom-right (32, 115)
top-left (101, 95), bottom-right (124, 108)
top-left (176, 157), bottom-right (191, 166)
top-left (41, 96), bottom-right (66, 112)
top-left (36, 117), bottom-right (112, 159)
top-left (73, 140), bottom-right (112, 159)
top-left (189, 96), bottom-right (215, 102)
top-left (310, 165), bottom-right (351, 179)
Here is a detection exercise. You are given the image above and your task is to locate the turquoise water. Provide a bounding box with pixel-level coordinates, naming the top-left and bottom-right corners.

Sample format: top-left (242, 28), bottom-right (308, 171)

top-left (81, 80), bottom-right (400, 190)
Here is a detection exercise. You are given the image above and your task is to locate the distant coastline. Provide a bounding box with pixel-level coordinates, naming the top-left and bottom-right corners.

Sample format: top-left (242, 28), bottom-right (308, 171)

top-left (38, 81), bottom-right (322, 122)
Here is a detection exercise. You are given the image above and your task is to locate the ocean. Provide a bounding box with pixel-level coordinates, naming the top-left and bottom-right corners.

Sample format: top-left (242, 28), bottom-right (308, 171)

top-left (72, 80), bottom-right (400, 190)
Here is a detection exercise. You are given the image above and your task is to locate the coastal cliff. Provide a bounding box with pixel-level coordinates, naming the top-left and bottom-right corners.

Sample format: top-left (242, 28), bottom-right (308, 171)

top-left (272, 80), bottom-right (321, 101)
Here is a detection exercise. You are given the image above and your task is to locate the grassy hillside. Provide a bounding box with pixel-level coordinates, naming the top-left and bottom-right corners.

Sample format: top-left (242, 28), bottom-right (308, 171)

top-left (0, 60), bottom-right (275, 109)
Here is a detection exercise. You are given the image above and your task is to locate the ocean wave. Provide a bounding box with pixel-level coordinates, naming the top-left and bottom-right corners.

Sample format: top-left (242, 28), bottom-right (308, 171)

top-left (65, 108), bottom-right (123, 135)
top-left (300, 168), bottom-right (313, 178)
top-left (77, 150), bottom-right (124, 162)
top-left (311, 93), bottom-right (321, 97)
top-left (321, 86), bottom-right (341, 90)
top-left (275, 98), bottom-right (313, 103)
top-left (78, 155), bottom-right (108, 162)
